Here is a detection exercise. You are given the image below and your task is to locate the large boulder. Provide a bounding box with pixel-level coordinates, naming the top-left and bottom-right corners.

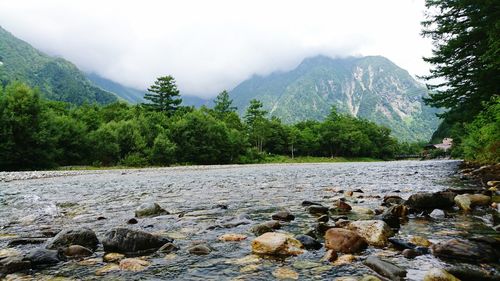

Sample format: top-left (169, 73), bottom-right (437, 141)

top-left (324, 228), bottom-right (367, 253)
top-left (363, 256), bottom-right (407, 281)
top-left (347, 220), bottom-right (393, 247)
top-left (135, 202), bottom-right (169, 218)
top-left (24, 248), bottom-right (65, 267)
top-left (0, 249), bottom-right (30, 277)
top-left (102, 228), bottom-right (172, 256)
top-left (405, 192), bottom-right (456, 211)
top-left (423, 268), bottom-right (460, 281)
top-left (251, 232), bottom-right (303, 256)
top-left (46, 227), bottom-right (99, 251)
top-left (454, 194), bottom-right (491, 212)
top-left (431, 238), bottom-right (497, 263)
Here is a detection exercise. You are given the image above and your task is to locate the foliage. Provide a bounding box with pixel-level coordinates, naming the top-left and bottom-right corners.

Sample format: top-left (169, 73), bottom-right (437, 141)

top-left (143, 75), bottom-right (182, 115)
top-left (213, 90), bottom-right (236, 118)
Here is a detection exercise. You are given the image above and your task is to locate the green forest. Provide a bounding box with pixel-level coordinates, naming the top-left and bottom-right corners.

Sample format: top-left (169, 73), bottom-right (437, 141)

top-left (0, 79), bottom-right (421, 171)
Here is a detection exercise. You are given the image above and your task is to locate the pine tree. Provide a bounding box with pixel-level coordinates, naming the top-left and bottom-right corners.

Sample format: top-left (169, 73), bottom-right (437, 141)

top-left (213, 90), bottom-right (236, 118)
top-left (143, 75), bottom-right (182, 115)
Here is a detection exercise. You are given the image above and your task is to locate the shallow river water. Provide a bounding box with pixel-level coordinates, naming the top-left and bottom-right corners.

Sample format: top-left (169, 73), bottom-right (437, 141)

top-left (0, 160), bottom-right (497, 280)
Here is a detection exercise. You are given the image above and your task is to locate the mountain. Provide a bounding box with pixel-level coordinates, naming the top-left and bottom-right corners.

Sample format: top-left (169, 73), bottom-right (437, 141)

top-left (229, 55), bottom-right (440, 141)
top-left (87, 73), bottom-right (145, 103)
top-left (0, 26), bottom-right (117, 104)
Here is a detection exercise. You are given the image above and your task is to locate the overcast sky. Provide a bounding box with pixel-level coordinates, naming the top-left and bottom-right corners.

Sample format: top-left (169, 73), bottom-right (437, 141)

top-left (0, 0), bottom-right (432, 98)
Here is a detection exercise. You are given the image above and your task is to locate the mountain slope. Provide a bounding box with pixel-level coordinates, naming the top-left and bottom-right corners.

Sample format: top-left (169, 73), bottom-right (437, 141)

top-left (230, 55), bottom-right (440, 141)
top-left (87, 73), bottom-right (145, 103)
top-left (0, 26), bottom-right (117, 104)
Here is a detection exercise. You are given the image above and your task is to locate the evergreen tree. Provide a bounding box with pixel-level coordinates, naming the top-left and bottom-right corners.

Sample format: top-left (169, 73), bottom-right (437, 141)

top-left (213, 90), bottom-right (236, 118)
top-left (421, 0), bottom-right (500, 122)
top-left (244, 99), bottom-right (268, 152)
top-left (143, 75), bottom-right (182, 115)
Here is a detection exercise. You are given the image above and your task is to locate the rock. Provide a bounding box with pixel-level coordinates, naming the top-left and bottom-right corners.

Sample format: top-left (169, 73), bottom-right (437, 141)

top-left (324, 228), bottom-right (367, 253)
top-left (316, 222), bottom-right (335, 236)
top-left (431, 238), bottom-right (497, 263)
top-left (402, 249), bottom-right (420, 259)
top-left (262, 220), bottom-right (282, 229)
top-left (102, 228), bottom-right (172, 256)
top-left (333, 254), bottom-right (356, 265)
top-left (344, 191), bottom-right (354, 197)
top-left (46, 227), bottom-right (99, 251)
top-left (0, 249), bottom-right (30, 276)
top-left (127, 218), bottom-right (138, 224)
top-left (63, 245), bottom-right (93, 258)
top-left (295, 235), bottom-right (322, 250)
top-left (135, 202), bottom-right (169, 218)
top-left (119, 258), bottom-right (150, 271)
top-left (410, 236), bottom-right (432, 247)
top-left (96, 263), bottom-right (120, 275)
top-left (307, 205), bottom-right (329, 215)
top-left (321, 249), bottom-right (338, 262)
top-left (383, 196), bottom-right (405, 206)
top-left (188, 244), bottom-right (211, 255)
top-left (219, 234), bottom-right (247, 242)
top-left (24, 248), bottom-right (64, 267)
top-left (103, 253), bottom-right (125, 263)
top-left (423, 268), bottom-right (460, 281)
top-left (7, 238), bottom-right (46, 247)
top-left (334, 201), bottom-right (352, 212)
top-left (347, 220), bottom-right (393, 247)
top-left (158, 243), bottom-right (180, 253)
top-left (487, 180), bottom-right (500, 187)
top-left (215, 203), bottom-right (228, 209)
top-left (335, 219), bottom-right (352, 228)
top-left (429, 209), bottom-right (446, 218)
top-left (388, 238), bottom-right (417, 250)
top-left (382, 205), bottom-right (408, 229)
top-left (360, 275), bottom-right (382, 281)
top-left (351, 206), bottom-right (375, 216)
top-left (301, 200), bottom-right (323, 207)
top-left (405, 192), bottom-right (456, 211)
top-left (250, 224), bottom-right (274, 236)
top-left (271, 210), bottom-right (295, 221)
top-left (455, 194), bottom-right (491, 211)
top-left (272, 267), bottom-right (299, 280)
top-left (251, 232), bottom-right (304, 256)
top-left (447, 264), bottom-right (500, 281)
top-left (363, 256), bottom-right (407, 281)
top-left (318, 215), bottom-right (329, 222)
top-left (335, 277), bottom-right (357, 281)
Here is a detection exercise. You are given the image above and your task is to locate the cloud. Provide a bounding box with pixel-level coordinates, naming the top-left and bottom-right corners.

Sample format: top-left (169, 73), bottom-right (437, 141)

top-left (0, 0), bottom-right (433, 98)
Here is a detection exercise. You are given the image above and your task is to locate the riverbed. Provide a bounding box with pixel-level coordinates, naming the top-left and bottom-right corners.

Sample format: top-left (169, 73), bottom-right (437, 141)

top-left (0, 160), bottom-right (497, 280)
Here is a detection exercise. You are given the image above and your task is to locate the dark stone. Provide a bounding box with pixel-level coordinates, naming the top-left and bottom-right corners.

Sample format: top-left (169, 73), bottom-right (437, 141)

top-left (46, 227), bottom-right (99, 251)
top-left (381, 204), bottom-right (409, 229)
top-left (353, 189), bottom-right (364, 193)
top-left (307, 205), bottom-right (329, 215)
top-left (250, 224), bottom-right (274, 236)
top-left (431, 238), bottom-right (498, 263)
top-left (364, 256), bottom-right (407, 281)
top-left (301, 200), bottom-right (323, 207)
top-left (388, 238), bottom-right (416, 250)
top-left (127, 218), bottom-right (138, 224)
top-left (7, 238), bottom-right (46, 247)
top-left (215, 204), bottom-right (228, 209)
top-left (158, 243), bottom-right (180, 253)
top-left (188, 244), bottom-right (211, 255)
top-left (304, 228), bottom-right (317, 239)
top-left (447, 264), bottom-right (500, 281)
top-left (317, 215), bottom-right (329, 223)
top-left (415, 246), bottom-right (430, 255)
top-left (405, 192), bottom-right (456, 212)
top-left (295, 235), bottom-right (322, 250)
top-left (0, 254), bottom-right (31, 276)
top-left (135, 202), bottom-right (169, 218)
top-left (402, 249), bottom-right (419, 259)
top-left (24, 248), bottom-right (65, 267)
top-left (97, 216), bottom-right (107, 220)
top-left (102, 228), bottom-right (172, 256)
top-left (271, 211), bottom-right (295, 221)
top-left (262, 220), bottom-right (282, 229)
top-left (316, 222), bottom-right (334, 235)
top-left (383, 195), bottom-right (405, 206)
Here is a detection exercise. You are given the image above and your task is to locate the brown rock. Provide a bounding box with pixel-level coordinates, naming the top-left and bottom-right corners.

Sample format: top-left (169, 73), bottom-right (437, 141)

top-left (63, 245), bottom-right (93, 258)
top-left (324, 228), bottom-right (367, 253)
top-left (321, 249), bottom-right (338, 262)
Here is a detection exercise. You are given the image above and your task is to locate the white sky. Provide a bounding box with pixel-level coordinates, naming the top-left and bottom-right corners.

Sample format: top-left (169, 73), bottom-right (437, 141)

top-left (0, 0), bottom-right (433, 98)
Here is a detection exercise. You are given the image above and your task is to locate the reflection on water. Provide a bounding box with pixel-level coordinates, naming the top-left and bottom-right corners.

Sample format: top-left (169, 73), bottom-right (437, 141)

top-left (0, 160), bottom-right (496, 280)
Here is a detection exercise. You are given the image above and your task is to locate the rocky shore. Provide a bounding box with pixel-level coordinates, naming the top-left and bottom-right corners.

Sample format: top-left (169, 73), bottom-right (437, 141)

top-left (0, 161), bottom-right (498, 280)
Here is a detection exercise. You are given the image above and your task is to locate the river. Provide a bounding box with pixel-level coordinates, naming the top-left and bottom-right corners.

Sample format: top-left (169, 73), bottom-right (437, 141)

top-left (0, 160), bottom-right (496, 280)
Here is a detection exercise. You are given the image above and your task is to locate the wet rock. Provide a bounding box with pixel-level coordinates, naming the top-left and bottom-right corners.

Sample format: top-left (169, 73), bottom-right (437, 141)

top-left (188, 244), bottom-right (211, 255)
top-left (295, 235), bottom-right (322, 250)
top-left (351, 206), bottom-right (375, 217)
top-left (46, 227), bottom-right (99, 251)
top-left (363, 256), bottom-right (406, 281)
top-left (324, 228), bottom-right (367, 253)
top-left (158, 243), bottom-right (180, 253)
top-left (250, 224), bottom-right (274, 236)
top-left (215, 203), bottom-right (228, 209)
top-left (382, 204), bottom-right (408, 229)
top-left (307, 205), bottom-right (329, 215)
top-left (429, 209), bottom-right (446, 218)
top-left (127, 218), bottom-right (138, 224)
top-left (335, 219), bottom-right (352, 228)
top-left (423, 268), bottom-right (460, 281)
top-left (447, 264), bottom-right (500, 281)
top-left (251, 232), bottom-right (303, 256)
top-left (24, 248), bottom-right (64, 267)
top-left (271, 210), bottom-right (295, 221)
top-left (102, 228), bottom-right (172, 256)
top-left (321, 249), bottom-right (338, 262)
top-left (103, 252), bottom-right (125, 263)
top-left (388, 238), bottom-right (416, 250)
top-left (135, 202), bottom-right (169, 218)
top-left (360, 275), bottom-right (382, 281)
top-left (0, 249), bottom-right (30, 276)
top-left (272, 267), bottom-right (299, 280)
top-left (304, 228), bottom-right (317, 239)
top-left (316, 222), bottom-right (335, 235)
top-left (119, 258), bottom-right (150, 271)
top-left (405, 192), bottom-right (456, 212)
top-left (431, 238), bottom-right (497, 263)
top-left (455, 194), bottom-right (491, 212)
top-left (383, 196), bottom-right (405, 206)
top-left (333, 201), bottom-right (352, 212)
top-left (335, 277), bottom-right (358, 281)
top-left (402, 249), bottom-right (420, 259)
top-left (219, 234), bottom-right (247, 242)
top-left (318, 215), bottom-right (329, 222)
top-left (333, 254), bottom-right (356, 265)
top-left (96, 263), bottom-right (120, 275)
top-left (262, 220), bottom-right (282, 229)
top-left (97, 216), bottom-right (107, 220)
top-left (7, 238), bottom-right (46, 247)
top-left (63, 245), bottom-right (93, 258)
top-left (301, 200), bottom-right (323, 207)
top-left (410, 236), bottom-right (432, 247)
top-left (347, 220), bottom-right (393, 247)
top-left (488, 180), bottom-right (500, 187)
